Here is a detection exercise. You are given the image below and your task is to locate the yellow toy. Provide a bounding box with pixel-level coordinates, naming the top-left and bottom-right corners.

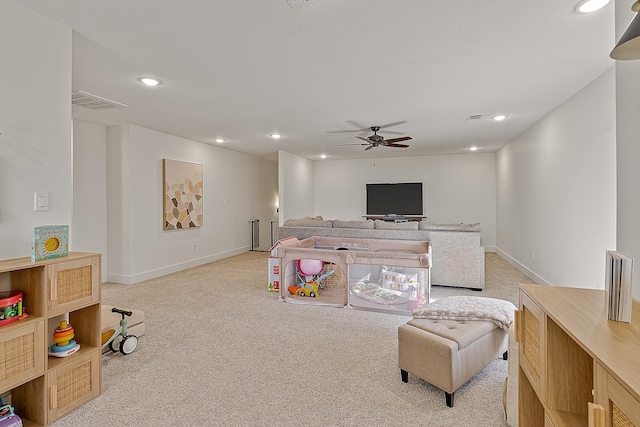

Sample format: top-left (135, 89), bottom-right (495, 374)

top-left (49, 320), bottom-right (80, 357)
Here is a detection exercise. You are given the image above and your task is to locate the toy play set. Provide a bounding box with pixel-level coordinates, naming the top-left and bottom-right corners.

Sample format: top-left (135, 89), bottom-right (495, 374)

top-left (287, 259), bottom-right (336, 297)
top-left (273, 236), bottom-right (432, 315)
top-left (0, 291), bottom-right (27, 327)
top-left (0, 398), bottom-right (22, 427)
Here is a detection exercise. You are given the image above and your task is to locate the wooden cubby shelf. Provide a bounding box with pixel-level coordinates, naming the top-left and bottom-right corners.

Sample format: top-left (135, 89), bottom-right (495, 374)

top-left (0, 252), bottom-right (102, 426)
top-left (517, 284), bottom-right (640, 427)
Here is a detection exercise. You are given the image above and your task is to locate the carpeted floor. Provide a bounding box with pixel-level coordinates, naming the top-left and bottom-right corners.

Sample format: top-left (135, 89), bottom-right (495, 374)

top-left (50, 252), bottom-right (533, 427)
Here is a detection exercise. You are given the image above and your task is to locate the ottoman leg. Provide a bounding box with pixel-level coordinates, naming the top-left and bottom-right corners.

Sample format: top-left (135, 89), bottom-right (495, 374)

top-left (401, 369), bottom-right (408, 383)
top-left (445, 391), bottom-right (455, 408)
top-left (503, 350), bottom-right (508, 360)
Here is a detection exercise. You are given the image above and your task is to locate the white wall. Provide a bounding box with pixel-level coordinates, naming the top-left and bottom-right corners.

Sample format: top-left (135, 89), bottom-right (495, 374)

top-left (107, 124), bottom-right (278, 284)
top-left (614, 4), bottom-right (640, 300)
top-left (496, 68), bottom-right (616, 288)
top-left (106, 125), bottom-right (131, 278)
top-left (278, 150), bottom-right (314, 225)
top-left (73, 121), bottom-right (107, 281)
top-left (313, 154), bottom-right (497, 249)
top-left (0, 1), bottom-right (72, 260)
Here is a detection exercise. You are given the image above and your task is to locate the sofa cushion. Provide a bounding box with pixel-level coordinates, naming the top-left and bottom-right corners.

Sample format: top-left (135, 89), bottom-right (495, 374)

top-left (419, 222), bottom-right (480, 231)
top-left (283, 217), bottom-right (333, 228)
top-left (333, 219), bottom-right (374, 229)
top-left (374, 220), bottom-right (418, 230)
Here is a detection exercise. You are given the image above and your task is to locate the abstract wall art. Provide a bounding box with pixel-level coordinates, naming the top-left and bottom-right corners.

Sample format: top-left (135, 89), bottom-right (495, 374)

top-left (163, 159), bottom-right (203, 230)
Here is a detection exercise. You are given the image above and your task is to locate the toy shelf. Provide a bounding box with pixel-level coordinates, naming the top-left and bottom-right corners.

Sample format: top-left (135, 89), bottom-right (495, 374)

top-left (0, 252), bottom-right (102, 426)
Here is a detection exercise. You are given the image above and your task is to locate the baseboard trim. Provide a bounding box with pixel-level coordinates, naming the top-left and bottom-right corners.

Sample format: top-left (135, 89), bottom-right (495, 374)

top-left (495, 248), bottom-right (553, 286)
top-left (484, 246), bottom-right (496, 253)
top-left (106, 246), bottom-right (250, 284)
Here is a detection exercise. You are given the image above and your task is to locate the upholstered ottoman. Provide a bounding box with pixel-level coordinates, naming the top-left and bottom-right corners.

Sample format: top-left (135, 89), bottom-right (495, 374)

top-left (398, 296), bottom-right (514, 407)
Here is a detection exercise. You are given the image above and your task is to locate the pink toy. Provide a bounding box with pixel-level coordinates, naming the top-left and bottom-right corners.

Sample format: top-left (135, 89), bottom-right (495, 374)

top-left (297, 259), bottom-right (323, 275)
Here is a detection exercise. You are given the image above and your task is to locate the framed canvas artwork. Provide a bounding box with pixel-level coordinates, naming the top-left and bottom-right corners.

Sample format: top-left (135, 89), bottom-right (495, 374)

top-left (163, 159), bottom-right (203, 230)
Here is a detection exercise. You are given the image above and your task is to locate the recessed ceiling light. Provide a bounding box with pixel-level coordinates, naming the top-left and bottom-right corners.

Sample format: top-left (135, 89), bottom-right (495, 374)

top-left (138, 77), bottom-right (162, 87)
top-left (320, 154), bottom-right (327, 159)
top-left (215, 138), bottom-right (225, 143)
top-left (470, 146), bottom-right (479, 151)
top-left (270, 134), bottom-right (282, 139)
top-left (492, 115), bottom-right (508, 121)
top-left (576, 0), bottom-right (610, 13)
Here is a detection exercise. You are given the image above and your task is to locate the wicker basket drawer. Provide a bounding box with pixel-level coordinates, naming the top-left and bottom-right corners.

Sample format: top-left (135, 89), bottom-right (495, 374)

top-left (0, 318), bottom-right (45, 394)
top-left (46, 256), bottom-right (100, 315)
top-left (48, 350), bottom-right (100, 423)
top-left (595, 362), bottom-right (640, 427)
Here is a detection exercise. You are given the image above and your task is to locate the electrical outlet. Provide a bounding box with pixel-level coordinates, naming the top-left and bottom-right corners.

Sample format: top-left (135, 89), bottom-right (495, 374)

top-left (530, 250), bottom-right (535, 260)
top-left (501, 237), bottom-right (504, 244)
top-left (193, 243), bottom-right (196, 251)
top-left (224, 199), bottom-right (231, 206)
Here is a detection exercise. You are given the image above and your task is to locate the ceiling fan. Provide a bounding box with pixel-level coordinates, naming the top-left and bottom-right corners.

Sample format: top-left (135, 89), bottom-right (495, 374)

top-left (337, 125), bottom-right (412, 151)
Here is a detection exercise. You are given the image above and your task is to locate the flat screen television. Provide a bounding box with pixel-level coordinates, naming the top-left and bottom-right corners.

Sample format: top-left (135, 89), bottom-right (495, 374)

top-left (366, 182), bottom-right (423, 216)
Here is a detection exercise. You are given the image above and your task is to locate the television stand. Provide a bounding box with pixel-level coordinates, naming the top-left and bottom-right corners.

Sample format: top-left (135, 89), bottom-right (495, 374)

top-left (363, 215), bottom-right (426, 222)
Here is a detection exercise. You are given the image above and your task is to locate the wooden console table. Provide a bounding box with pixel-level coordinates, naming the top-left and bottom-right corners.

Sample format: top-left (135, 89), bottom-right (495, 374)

top-left (517, 284), bottom-right (640, 426)
top-left (363, 215), bottom-right (426, 222)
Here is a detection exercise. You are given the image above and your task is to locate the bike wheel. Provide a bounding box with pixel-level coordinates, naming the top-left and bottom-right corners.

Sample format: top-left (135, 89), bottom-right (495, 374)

top-left (108, 336), bottom-right (122, 353)
top-left (120, 335), bottom-right (138, 355)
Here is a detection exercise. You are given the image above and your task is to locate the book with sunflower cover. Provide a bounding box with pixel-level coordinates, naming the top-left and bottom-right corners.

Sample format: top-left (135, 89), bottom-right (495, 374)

top-left (31, 225), bottom-right (69, 262)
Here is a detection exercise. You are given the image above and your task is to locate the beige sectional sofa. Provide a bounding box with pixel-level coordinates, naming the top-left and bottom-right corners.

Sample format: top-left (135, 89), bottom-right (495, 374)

top-left (278, 217), bottom-right (485, 290)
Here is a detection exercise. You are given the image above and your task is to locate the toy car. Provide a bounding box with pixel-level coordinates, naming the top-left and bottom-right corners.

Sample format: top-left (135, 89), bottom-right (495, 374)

top-left (296, 282), bottom-right (319, 297)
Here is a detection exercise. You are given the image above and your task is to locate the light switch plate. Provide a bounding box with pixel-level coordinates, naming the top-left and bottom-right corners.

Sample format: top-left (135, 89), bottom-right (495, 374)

top-left (34, 191), bottom-right (49, 211)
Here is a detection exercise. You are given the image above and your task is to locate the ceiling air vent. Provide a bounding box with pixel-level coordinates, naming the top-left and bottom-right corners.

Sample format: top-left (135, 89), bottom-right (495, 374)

top-left (287, 0), bottom-right (322, 8)
top-left (467, 114), bottom-right (483, 121)
top-left (72, 90), bottom-right (128, 110)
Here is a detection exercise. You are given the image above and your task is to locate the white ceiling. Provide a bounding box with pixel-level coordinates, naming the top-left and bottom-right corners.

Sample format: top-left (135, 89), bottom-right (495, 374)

top-left (17, 0), bottom-right (615, 161)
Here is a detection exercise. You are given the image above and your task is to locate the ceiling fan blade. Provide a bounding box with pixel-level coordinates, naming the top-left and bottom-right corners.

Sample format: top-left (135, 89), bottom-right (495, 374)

top-left (347, 120), bottom-right (369, 131)
top-left (385, 136), bottom-right (412, 143)
top-left (327, 121), bottom-right (407, 134)
top-left (335, 143), bottom-right (369, 146)
top-left (364, 145), bottom-right (373, 151)
top-left (377, 121), bottom-right (407, 130)
top-left (326, 121), bottom-right (371, 133)
top-left (327, 129), bottom-right (365, 134)
top-left (387, 143), bottom-right (410, 148)
top-left (356, 136), bottom-right (371, 142)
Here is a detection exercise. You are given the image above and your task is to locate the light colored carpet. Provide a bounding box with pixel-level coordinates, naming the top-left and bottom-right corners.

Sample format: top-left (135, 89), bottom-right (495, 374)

top-left (50, 252), bottom-right (533, 427)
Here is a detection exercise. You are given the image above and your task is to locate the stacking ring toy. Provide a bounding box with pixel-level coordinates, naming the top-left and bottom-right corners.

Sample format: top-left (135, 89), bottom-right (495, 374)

top-left (50, 339), bottom-right (77, 353)
top-left (49, 320), bottom-right (80, 357)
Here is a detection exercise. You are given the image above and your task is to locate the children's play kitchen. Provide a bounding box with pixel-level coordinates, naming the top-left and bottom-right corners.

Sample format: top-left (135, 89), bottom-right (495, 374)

top-left (0, 252), bottom-right (102, 426)
top-left (273, 236), bottom-right (431, 315)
